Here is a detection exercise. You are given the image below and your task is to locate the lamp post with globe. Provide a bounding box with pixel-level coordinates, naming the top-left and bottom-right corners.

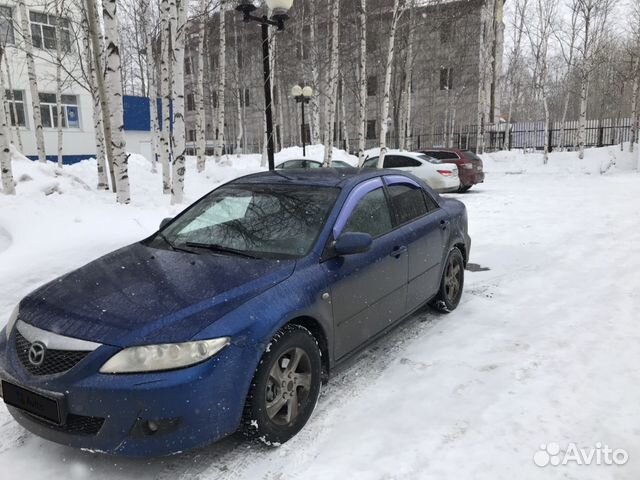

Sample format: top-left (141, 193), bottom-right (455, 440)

top-left (291, 85), bottom-right (313, 157)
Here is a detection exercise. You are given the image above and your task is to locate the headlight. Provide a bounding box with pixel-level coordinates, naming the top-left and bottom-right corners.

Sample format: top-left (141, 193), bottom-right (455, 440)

top-left (99, 338), bottom-right (230, 374)
top-left (5, 305), bottom-right (19, 340)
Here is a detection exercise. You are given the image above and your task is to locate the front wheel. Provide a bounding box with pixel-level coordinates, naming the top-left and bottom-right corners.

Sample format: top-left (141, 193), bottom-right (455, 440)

top-left (430, 247), bottom-right (465, 313)
top-left (241, 324), bottom-right (322, 445)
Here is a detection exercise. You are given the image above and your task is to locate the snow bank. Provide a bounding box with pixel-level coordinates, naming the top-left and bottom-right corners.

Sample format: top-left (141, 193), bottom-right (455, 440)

top-left (481, 145), bottom-right (638, 175)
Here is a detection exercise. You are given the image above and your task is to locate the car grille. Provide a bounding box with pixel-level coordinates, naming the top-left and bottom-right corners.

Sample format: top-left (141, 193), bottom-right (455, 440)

top-left (24, 412), bottom-right (105, 436)
top-left (15, 331), bottom-right (90, 376)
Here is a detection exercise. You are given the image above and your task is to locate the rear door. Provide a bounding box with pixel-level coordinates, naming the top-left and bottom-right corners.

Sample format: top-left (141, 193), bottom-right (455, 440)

top-left (324, 180), bottom-right (409, 359)
top-left (384, 176), bottom-right (448, 311)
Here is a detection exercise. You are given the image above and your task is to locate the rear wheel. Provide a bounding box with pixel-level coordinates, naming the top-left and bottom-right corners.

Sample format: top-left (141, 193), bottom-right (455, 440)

top-left (241, 324), bottom-right (322, 445)
top-left (430, 247), bottom-right (465, 313)
top-left (457, 185), bottom-right (472, 193)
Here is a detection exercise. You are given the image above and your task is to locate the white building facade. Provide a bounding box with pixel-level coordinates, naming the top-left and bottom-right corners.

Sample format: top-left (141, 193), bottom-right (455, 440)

top-left (1, 0), bottom-right (151, 163)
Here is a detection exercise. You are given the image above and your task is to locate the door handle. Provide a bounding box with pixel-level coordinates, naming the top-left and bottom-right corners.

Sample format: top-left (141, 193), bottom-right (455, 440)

top-left (391, 246), bottom-right (408, 258)
top-left (440, 220), bottom-right (449, 230)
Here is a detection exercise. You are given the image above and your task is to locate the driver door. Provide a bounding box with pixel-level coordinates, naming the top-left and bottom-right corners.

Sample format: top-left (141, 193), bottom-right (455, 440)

top-left (323, 184), bottom-right (409, 360)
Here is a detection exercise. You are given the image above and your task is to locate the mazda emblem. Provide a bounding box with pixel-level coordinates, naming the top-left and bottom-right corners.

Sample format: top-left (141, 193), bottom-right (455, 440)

top-left (28, 342), bottom-right (47, 367)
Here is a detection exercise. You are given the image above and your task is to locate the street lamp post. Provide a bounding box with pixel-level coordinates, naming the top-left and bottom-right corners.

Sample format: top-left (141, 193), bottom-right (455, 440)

top-left (236, 0), bottom-right (294, 171)
top-left (291, 85), bottom-right (313, 157)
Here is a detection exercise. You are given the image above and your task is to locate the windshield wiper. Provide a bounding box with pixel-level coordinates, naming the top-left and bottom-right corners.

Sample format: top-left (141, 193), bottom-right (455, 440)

top-left (185, 242), bottom-right (260, 259)
top-left (157, 233), bottom-right (200, 255)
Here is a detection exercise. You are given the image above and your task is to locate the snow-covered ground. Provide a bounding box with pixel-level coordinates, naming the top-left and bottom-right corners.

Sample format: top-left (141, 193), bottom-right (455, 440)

top-left (0, 146), bottom-right (639, 479)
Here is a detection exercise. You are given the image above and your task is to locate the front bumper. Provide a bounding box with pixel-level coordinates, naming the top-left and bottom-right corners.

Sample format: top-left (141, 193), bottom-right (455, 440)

top-left (0, 331), bottom-right (254, 457)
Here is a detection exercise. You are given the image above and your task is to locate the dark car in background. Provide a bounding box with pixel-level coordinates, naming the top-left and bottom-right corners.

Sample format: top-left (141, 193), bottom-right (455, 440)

top-left (417, 149), bottom-right (485, 193)
top-left (277, 159), bottom-right (354, 170)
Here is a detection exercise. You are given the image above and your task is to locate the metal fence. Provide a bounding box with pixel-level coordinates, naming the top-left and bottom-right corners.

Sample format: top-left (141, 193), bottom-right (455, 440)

top-left (406, 118), bottom-right (634, 153)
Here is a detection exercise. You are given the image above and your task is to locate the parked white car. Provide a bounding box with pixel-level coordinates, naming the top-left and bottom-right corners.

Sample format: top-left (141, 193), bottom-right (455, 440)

top-left (362, 151), bottom-right (460, 193)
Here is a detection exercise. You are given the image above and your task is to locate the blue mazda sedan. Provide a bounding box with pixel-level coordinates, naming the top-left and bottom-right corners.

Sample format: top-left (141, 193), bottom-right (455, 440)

top-left (0, 169), bottom-right (470, 456)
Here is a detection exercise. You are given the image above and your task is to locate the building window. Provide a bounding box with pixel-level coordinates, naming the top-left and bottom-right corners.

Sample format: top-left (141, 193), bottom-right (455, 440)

top-left (210, 91), bottom-right (218, 109)
top-left (186, 93), bottom-right (196, 111)
top-left (5, 90), bottom-right (26, 127)
top-left (301, 123), bottom-right (310, 144)
top-left (29, 11), bottom-right (71, 51)
top-left (366, 120), bottom-right (377, 140)
top-left (0, 6), bottom-right (14, 45)
top-left (187, 129), bottom-right (196, 142)
top-left (185, 56), bottom-right (192, 75)
top-left (38, 93), bottom-right (79, 129)
top-left (239, 88), bottom-right (250, 107)
top-left (237, 50), bottom-right (243, 68)
top-left (440, 67), bottom-right (453, 90)
top-left (367, 76), bottom-right (377, 96)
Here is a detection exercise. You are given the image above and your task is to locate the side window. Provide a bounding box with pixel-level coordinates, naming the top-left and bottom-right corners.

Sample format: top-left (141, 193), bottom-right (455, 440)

top-left (362, 157), bottom-right (378, 169)
top-left (343, 188), bottom-right (393, 238)
top-left (384, 155), bottom-right (421, 168)
top-left (387, 184), bottom-right (430, 225)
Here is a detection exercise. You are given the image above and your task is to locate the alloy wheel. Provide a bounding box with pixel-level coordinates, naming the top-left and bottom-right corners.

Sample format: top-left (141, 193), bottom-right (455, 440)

top-left (265, 347), bottom-right (312, 426)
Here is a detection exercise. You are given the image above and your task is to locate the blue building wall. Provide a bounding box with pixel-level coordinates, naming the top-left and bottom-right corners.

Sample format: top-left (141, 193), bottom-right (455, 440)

top-left (27, 95), bottom-right (162, 165)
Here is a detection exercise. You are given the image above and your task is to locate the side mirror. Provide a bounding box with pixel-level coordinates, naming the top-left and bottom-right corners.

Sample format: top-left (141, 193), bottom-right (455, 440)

top-left (334, 232), bottom-right (373, 256)
top-left (159, 217), bottom-right (173, 230)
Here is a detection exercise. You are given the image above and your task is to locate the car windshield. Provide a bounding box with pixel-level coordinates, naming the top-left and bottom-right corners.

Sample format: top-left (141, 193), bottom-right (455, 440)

top-left (150, 184), bottom-right (340, 259)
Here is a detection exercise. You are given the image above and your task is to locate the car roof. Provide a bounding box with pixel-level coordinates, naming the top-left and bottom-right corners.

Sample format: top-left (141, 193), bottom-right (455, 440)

top-left (229, 168), bottom-right (411, 188)
top-left (367, 150), bottom-right (428, 161)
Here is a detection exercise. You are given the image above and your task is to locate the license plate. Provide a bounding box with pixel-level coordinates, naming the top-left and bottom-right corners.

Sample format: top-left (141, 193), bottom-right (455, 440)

top-left (1, 381), bottom-right (62, 424)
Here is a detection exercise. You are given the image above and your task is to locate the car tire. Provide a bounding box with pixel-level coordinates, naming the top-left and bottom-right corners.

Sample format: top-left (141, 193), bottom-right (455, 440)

top-left (241, 324), bottom-right (322, 446)
top-left (457, 185), bottom-right (472, 193)
top-left (430, 247), bottom-right (465, 313)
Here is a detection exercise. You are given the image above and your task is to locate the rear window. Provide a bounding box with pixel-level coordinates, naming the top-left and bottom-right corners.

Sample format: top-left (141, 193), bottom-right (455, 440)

top-left (423, 151), bottom-right (459, 161)
top-left (463, 151), bottom-right (483, 162)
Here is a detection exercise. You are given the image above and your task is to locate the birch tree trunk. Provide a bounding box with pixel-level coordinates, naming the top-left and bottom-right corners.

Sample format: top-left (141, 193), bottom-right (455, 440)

top-left (401, 2), bottom-right (415, 151)
top-left (3, 57), bottom-right (23, 152)
top-left (577, 74), bottom-right (588, 159)
top-left (160, 0), bottom-right (172, 193)
top-left (323, 0), bottom-right (341, 167)
top-left (542, 92), bottom-right (550, 164)
top-left (82, 8), bottom-right (109, 190)
top-left (196, 0), bottom-right (207, 171)
top-left (55, 5), bottom-right (64, 168)
top-left (233, 14), bottom-right (243, 156)
top-left (215, 2), bottom-right (226, 161)
top-left (146, 23), bottom-right (160, 174)
top-left (0, 46), bottom-right (14, 194)
top-left (357, 0), bottom-right (367, 164)
top-left (629, 59), bottom-right (638, 153)
top-left (340, 74), bottom-right (349, 152)
top-left (309, 0), bottom-right (321, 145)
top-left (18, 1), bottom-right (46, 163)
top-left (377, 0), bottom-right (405, 168)
top-left (103, 0), bottom-right (131, 204)
top-left (171, 0), bottom-right (187, 204)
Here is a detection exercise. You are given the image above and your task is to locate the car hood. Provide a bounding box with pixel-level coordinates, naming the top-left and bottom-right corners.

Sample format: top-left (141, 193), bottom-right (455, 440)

top-left (18, 243), bottom-right (296, 347)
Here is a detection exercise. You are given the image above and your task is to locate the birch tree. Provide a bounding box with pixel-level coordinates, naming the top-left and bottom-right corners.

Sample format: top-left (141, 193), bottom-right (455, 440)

top-left (103, 0), bottom-right (131, 204)
top-left (160, 0), bottom-right (173, 194)
top-left (555, 2), bottom-right (578, 149)
top-left (3, 57), bottom-right (23, 152)
top-left (504, 0), bottom-right (528, 150)
top-left (0, 45), bottom-right (14, 194)
top-left (357, 0), bottom-right (367, 164)
top-left (377, 0), bottom-right (405, 168)
top-left (232, 13), bottom-right (243, 156)
top-left (143, 0), bottom-right (161, 174)
top-left (81, 4), bottom-right (109, 190)
top-left (17, 1), bottom-right (46, 163)
top-left (214, 1), bottom-right (226, 162)
top-left (309, 0), bottom-right (321, 145)
top-left (573, 0), bottom-right (615, 159)
top-left (322, 0), bottom-right (341, 167)
top-left (55, 0), bottom-right (65, 168)
top-left (525, 0), bottom-right (557, 163)
top-left (399, 1), bottom-right (415, 151)
top-left (196, 0), bottom-right (208, 171)
top-left (171, 0), bottom-right (187, 204)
